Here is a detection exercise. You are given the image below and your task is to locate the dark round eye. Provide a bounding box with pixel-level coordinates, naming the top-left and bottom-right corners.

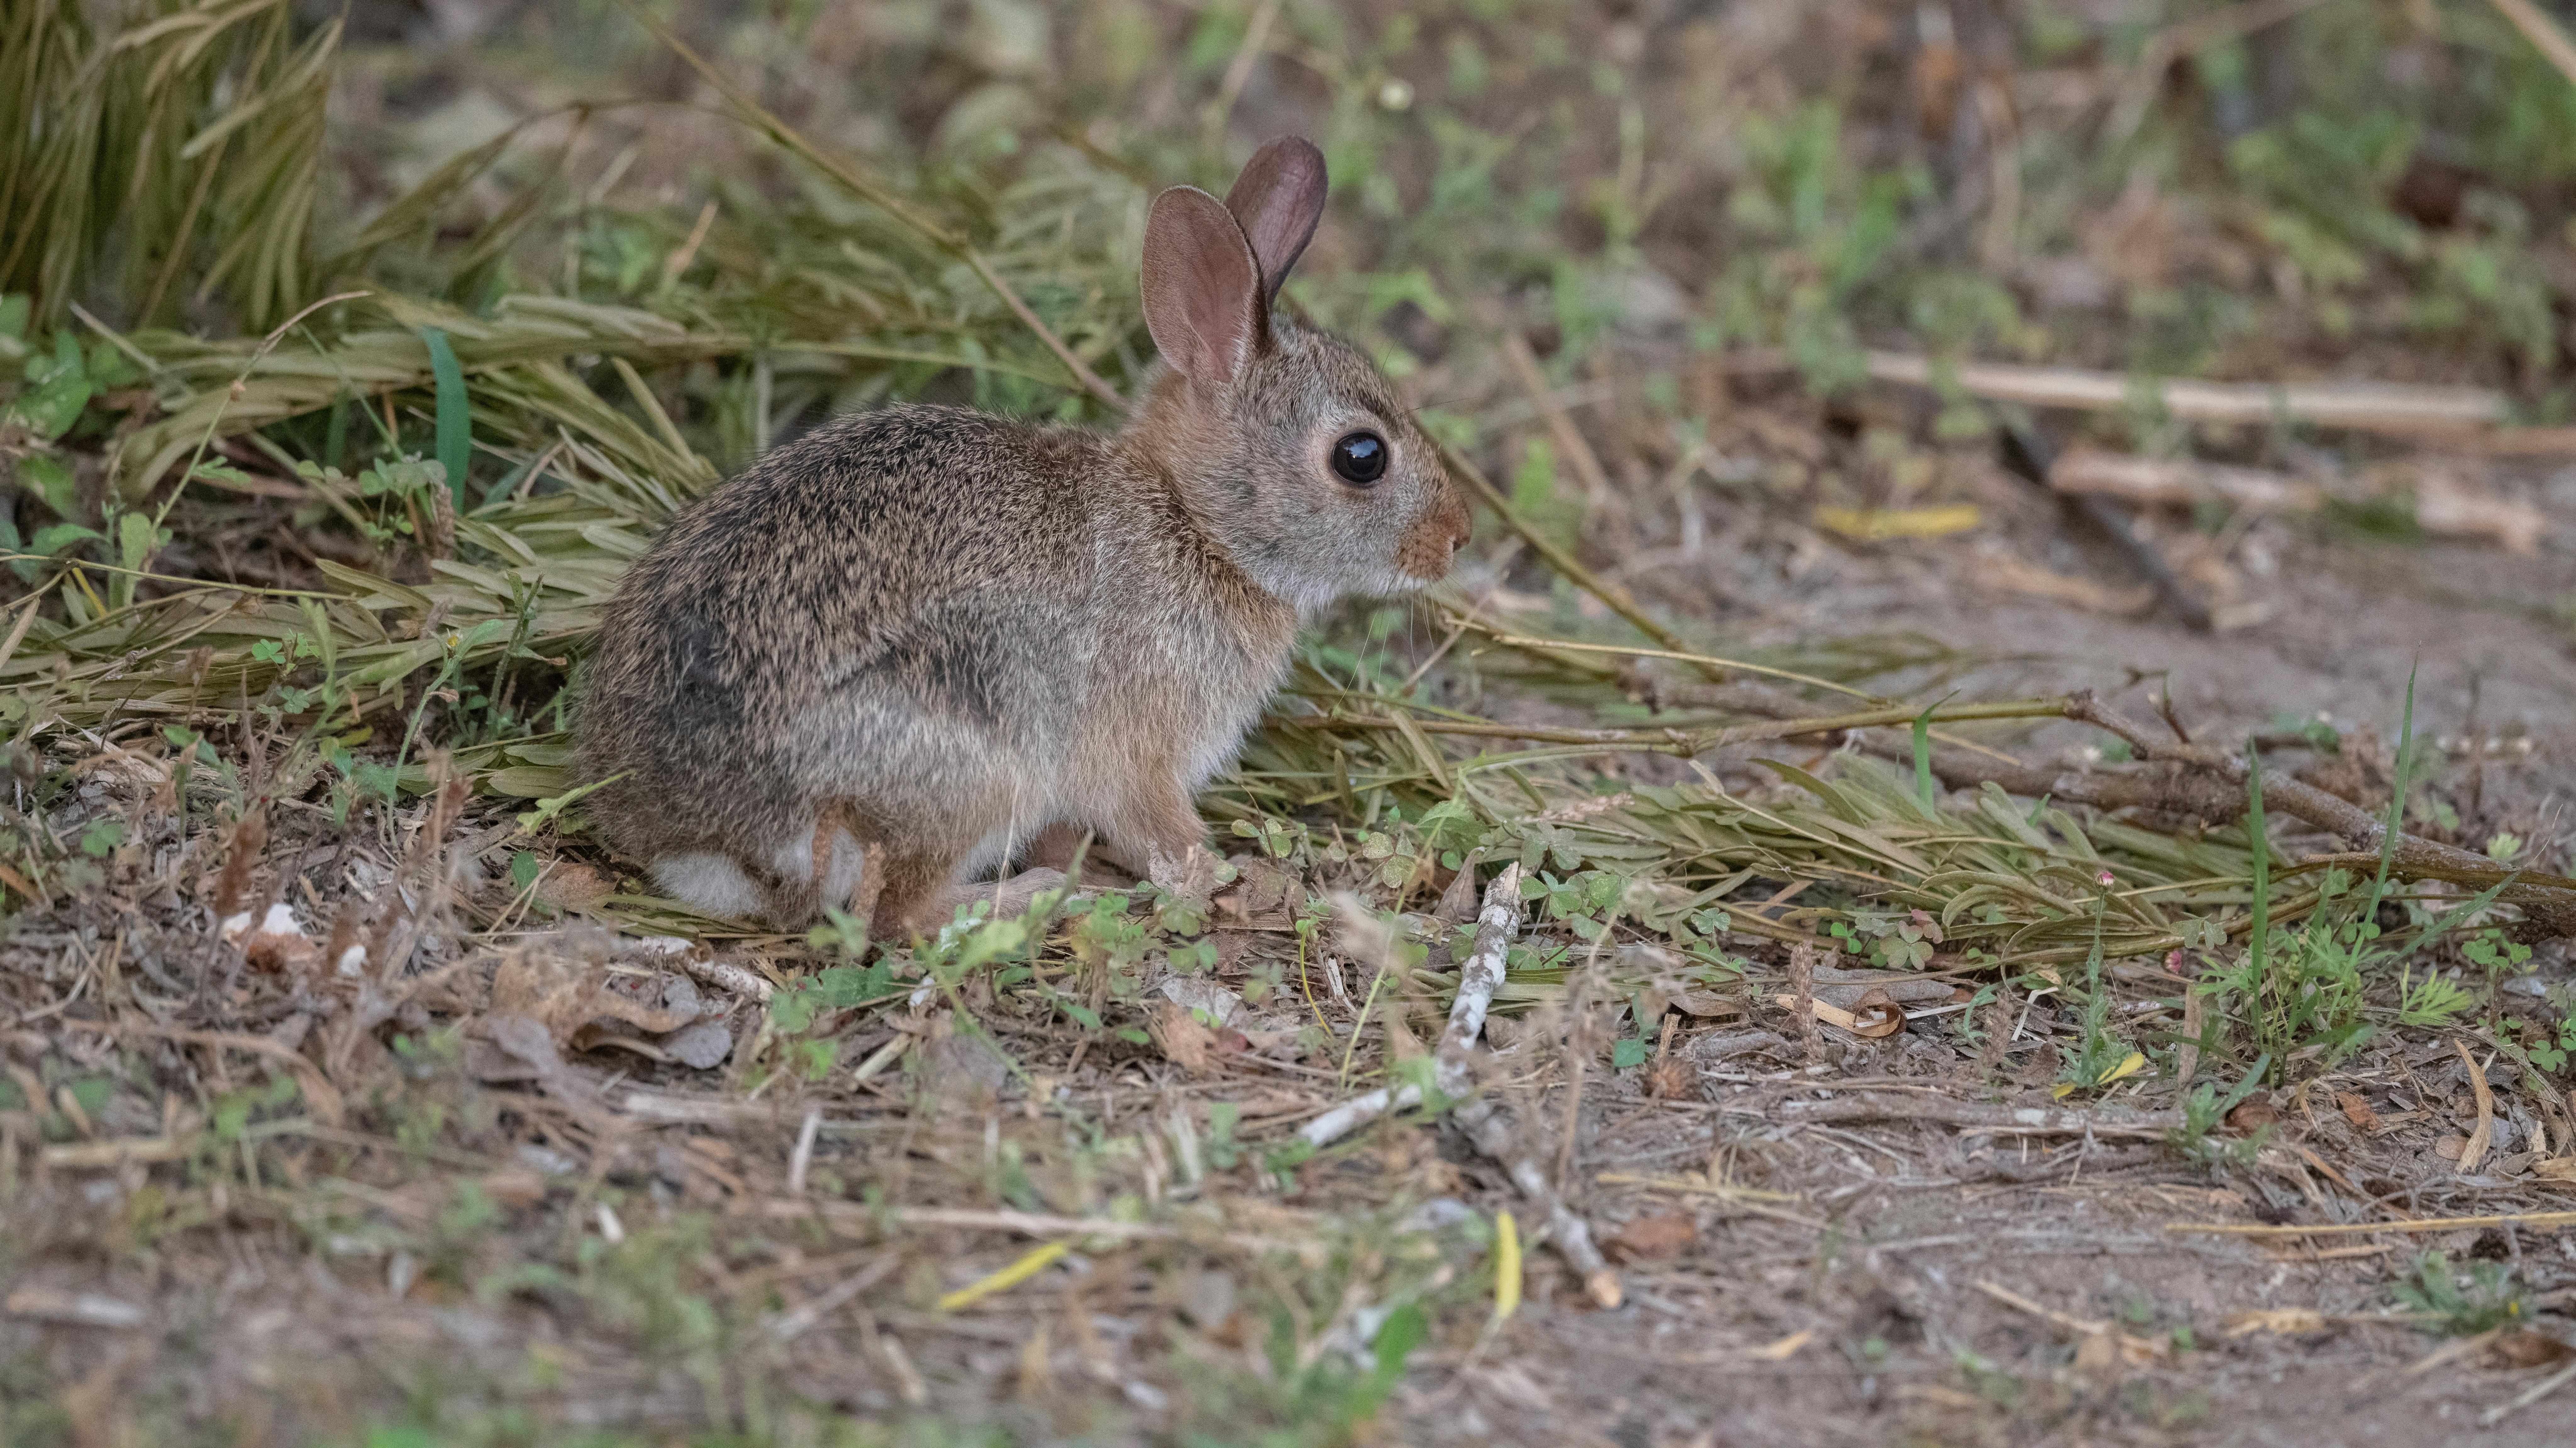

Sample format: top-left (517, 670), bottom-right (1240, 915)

top-left (1330, 430), bottom-right (1388, 486)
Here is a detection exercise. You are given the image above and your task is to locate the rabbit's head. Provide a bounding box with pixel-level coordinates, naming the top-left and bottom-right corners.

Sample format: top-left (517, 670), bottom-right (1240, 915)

top-left (1128, 138), bottom-right (1470, 613)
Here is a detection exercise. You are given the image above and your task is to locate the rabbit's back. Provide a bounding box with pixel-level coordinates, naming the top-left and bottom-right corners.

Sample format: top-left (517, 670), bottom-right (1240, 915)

top-left (578, 404), bottom-right (1102, 862)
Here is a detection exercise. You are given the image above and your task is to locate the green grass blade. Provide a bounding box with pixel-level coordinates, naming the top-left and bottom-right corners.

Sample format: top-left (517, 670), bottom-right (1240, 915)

top-left (2365, 664), bottom-right (2417, 919)
top-left (1911, 696), bottom-right (1944, 819)
top-left (418, 325), bottom-right (470, 502)
top-left (2246, 743), bottom-right (2271, 1063)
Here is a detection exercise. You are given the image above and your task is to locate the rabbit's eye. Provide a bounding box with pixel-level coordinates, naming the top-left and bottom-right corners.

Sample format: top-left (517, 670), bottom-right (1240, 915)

top-left (1331, 431), bottom-right (1388, 485)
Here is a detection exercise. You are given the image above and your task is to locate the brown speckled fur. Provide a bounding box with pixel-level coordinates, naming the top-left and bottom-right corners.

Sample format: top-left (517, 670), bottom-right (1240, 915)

top-left (574, 141), bottom-right (1470, 932)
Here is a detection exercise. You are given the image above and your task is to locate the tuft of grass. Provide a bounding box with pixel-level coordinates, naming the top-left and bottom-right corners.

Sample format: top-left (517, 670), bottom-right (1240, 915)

top-left (2393, 1250), bottom-right (2528, 1338)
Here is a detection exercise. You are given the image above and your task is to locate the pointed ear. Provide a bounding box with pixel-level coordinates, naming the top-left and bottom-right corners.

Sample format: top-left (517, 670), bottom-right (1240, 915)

top-left (1222, 136), bottom-right (1326, 302)
top-left (1141, 185), bottom-right (1265, 387)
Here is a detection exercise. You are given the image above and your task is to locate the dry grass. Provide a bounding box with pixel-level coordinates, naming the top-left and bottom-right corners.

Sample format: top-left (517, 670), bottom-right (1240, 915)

top-left (7, 3), bottom-right (2576, 1445)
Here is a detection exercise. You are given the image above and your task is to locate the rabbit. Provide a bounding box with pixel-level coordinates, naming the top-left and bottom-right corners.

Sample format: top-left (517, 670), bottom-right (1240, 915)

top-left (574, 137), bottom-right (1471, 935)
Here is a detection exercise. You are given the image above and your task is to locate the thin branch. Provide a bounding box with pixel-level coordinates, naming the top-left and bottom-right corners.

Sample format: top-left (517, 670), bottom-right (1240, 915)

top-left (2060, 693), bottom-right (2576, 935)
top-left (1298, 862), bottom-right (1524, 1148)
top-left (1867, 350), bottom-right (2503, 435)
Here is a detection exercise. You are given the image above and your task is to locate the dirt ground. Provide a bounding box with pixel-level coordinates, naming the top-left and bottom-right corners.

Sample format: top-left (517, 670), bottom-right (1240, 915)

top-left (13, 0), bottom-right (2576, 1438)
top-left (1379, 449), bottom-right (2576, 1446)
top-left (7, 453), bottom-right (2576, 1447)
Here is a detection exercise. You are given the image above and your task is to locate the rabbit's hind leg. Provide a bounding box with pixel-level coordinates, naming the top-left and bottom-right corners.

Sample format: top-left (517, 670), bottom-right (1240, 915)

top-left (808, 800), bottom-right (887, 919)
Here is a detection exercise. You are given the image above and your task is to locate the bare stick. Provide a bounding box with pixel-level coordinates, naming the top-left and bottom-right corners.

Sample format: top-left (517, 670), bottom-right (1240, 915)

top-left (1298, 863), bottom-right (1523, 1148)
top-left (1772, 1094), bottom-right (2182, 1135)
top-left (1285, 864), bottom-right (1620, 1303)
top-left (1867, 351), bottom-right (2504, 435)
top-left (1787, 942), bottom-right (1824, 1065)
top-left (2059, 693), bottom-right (2576, 937)
top-left (1456, 1094), bottom-right (1622, 1308)
top-left (618, 935), bottom-right (777, 1002)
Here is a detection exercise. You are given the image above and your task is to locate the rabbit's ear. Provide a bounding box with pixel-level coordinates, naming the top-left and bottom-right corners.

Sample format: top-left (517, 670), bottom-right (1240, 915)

top-left (1142, 185), bottom-right (1266, 386)
top-left (1223, 137), bottom-right (1326, 301)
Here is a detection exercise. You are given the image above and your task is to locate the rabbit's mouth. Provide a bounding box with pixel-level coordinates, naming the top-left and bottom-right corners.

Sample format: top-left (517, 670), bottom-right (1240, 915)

top-left (1394, 504), bottom-right (1471, 582)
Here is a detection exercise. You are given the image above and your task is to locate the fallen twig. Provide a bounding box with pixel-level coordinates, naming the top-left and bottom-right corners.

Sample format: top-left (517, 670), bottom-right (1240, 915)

top-left (1309, 697), bottom-right (2074, 755)
top-left (1455, 1092), bottom-right (1622, 1309)
top-left (1975, 1280), bottom-right (2169, 1364)
top-left (2062, 694), bottom-right (2576, 938)
top-left (1298, 863), bottom-right (1523, 1149)
top-left (746, 1199), bottom-right (1311, 1257)
top-left (2052, 447), bottom-right (2546, 554)
top-left (617, 935), bottom-right (776, 1003)
top-left (765, 1254), bottom-right (901, 1341)
top-left (1288, 862), bottom-right (1620, 1305)
top-left (1501, 332), bottom-right (1614, 505)
top-left (1867, 351), bottom-right (2507, 435)
top-left (1997, 424), bottom-right (2212, 631)
top-left (1771, 1093), bottom-right (2181, 1135)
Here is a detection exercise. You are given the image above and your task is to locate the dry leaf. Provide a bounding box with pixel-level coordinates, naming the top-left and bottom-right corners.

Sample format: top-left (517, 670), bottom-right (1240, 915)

top-left (1771, 992), bottom-right (1859, 1031)
top-left (2226, 1100), bottom-right (2279, 1133)
top-left (477, 1014), bottom-right (610, 1127)
top-left (2491, 1330), bottom-right (2576, 1369)
top-left (1146, 842), bottom-right (1222, 905)
top-left (222, 902), bottom-right (317, 972)
top-left (1643, 1054), bottom-right (1694, 1100)
top-left (919, 1026), bottom-right (1012, 1108)
top-left (1427, 856), bottom-right (1480, 924)
top-left (534, 861), bottom-right (614, 912)
top-left (1848, 986), bottom-right (1905, 1039)
top-left (1606, 1211), bottom-right (1699, 1262)
top-left (1150, 1000), bottom-right (1216, 1074)
top-left (1668, 987), bottom-right (1747, 1019)
top-left (2434, 1134), bottom-right (2470, 1161)
top-left (1749, 1328), bottom-right (1814, 1361)
top-left (1813, 504), bottom-right (1981, 540)
top-left (2456, 1039), bottom-right (2495, 1175)
top-left (492, 948), bottom-right (700, 1045)
top-left (2530, 1157), bottom-right (2576, 1183)
top-left (2337, 1092), bottom-right (2382, 1134)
